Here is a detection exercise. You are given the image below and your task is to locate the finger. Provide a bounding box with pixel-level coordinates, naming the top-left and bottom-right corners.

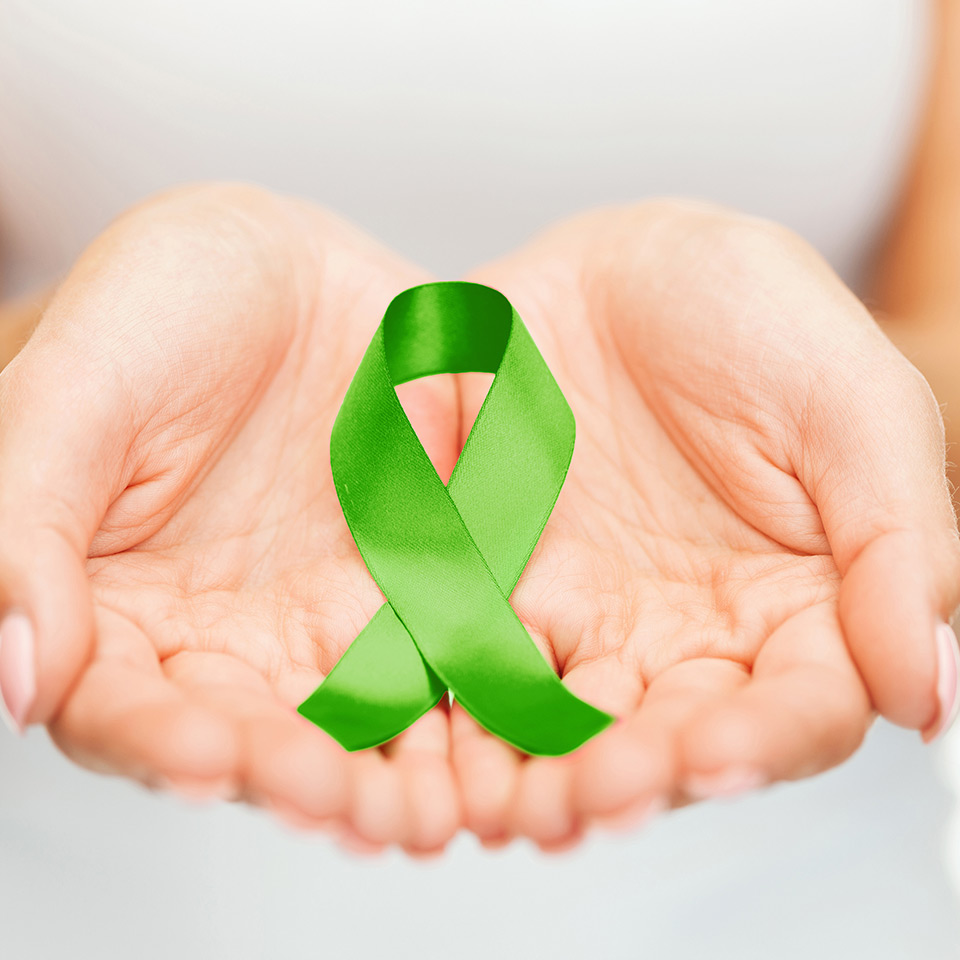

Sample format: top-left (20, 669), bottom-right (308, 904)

top-left (382, 704), bottom-right (461, 855)
top-left (676, 604), bottom-right (872, 798)
top-left (571, 658), bottom-right (748, 826)
top-left (396, 374), bottom-right (461, 485)
top-left (0, 349), bottom-right (133, 729)
top-left (344, 747), bottom-right (409, 848)
top-left (450, 701), bottom-right (523, 844)
top-left (507, 654), bottom-right (644, 847)
top-left (457, 371), bottom-right (492, 442)
top-left (49, 612), bottom-right (239, 791)
top-left (508, 757), bottom-right (581, 851)
top-left (51, 663), bottom-right (239, 791)
top-left (162, 651), bottom-right (349, 820)
top-left (801, 339), bottom-right (960, 736)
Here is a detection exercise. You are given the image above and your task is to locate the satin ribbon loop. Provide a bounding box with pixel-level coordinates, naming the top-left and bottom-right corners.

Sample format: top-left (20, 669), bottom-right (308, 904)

top-left (298, 281), bottom-right (613, 756)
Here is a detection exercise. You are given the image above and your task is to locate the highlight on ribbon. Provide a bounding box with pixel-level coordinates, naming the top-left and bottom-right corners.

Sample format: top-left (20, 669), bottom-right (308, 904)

top-left (297, 281), bottom-right (614, 756)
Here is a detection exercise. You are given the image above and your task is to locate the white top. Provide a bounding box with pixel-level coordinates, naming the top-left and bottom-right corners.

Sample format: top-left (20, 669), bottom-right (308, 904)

top-left (0, 0), bottom-right (932, 291)
top-left (2, 2), bottom-right (958, 958)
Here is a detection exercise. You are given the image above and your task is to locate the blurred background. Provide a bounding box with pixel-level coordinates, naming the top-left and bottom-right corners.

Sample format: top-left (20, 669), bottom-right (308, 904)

top-left (1, 1), bottom-right (958, 957)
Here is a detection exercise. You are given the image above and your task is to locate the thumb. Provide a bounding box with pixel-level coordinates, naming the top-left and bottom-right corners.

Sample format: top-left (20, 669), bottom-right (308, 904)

top-left (804, 336), bottom-right (960, 740)
top-left (0, 329), bottom-right (132, 732)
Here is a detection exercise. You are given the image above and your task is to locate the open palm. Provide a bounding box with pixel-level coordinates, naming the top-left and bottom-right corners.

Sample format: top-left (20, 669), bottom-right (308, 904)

top-left (0, 185), bottom-right (463, 854)
top-left (2, 191), bottom-right (957, 856)
top-left (450, 202), bottom-right (960, 848)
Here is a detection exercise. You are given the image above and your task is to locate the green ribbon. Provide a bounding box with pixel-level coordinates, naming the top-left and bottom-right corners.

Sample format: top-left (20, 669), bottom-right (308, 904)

top-left (297, 281), bottom-right (613, 756)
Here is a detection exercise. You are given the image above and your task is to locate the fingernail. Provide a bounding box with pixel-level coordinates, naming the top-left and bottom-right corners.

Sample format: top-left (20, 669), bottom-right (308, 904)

top-left (923, 622), bottom-right (960, 744)
top-left (594, 794), bottom-right (668, 833)
top-left (0, 611), bottom-right (36, 734)
top-left (684, 767), bottom-right (766, 800)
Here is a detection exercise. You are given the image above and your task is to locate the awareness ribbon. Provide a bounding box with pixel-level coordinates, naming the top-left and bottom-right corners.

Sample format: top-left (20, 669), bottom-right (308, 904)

top-left (297, 281), bottom-right (613, 756)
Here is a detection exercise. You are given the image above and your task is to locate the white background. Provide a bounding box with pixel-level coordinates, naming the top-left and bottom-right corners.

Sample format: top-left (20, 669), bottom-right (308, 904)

top-left (1, 2), bottom-right (958, 957)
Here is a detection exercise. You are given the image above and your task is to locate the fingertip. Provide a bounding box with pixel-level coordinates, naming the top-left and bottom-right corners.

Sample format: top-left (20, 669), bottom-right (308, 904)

top-left (385, 708), bottom-right (461, 854)
top-left (334, 822), bottom-right (388, 857)
top-left (0, 527), bottom-right (95, 728)
top-left (535, 828), bottom-right (586, 855)
top-left (347, 753), bottom-right (408, 847)
top-left (675, 704), bottom-right (776, 800)
top-left (400, 755), bottom-right (461, 854)
top-left (676, 670), bottom-right (870, 792)
top-left (677, 704), bottom-right (765, 775)
top-left (479, 834), bottom-right (513, 851)
top-left (840, 530), bottom-right (942, 730)
top-left (571, 721), bottom-right (671, 821)
top-left (510, 758), bottom-right (577, 846)
top-left (450, 713), bottom-right (521, 841)
top-left (149, 700), bottom-right (241, 784)
top-left (257, 720), bottom-right (350, 821)
top-left (265, 798), bottom-right (337, 833)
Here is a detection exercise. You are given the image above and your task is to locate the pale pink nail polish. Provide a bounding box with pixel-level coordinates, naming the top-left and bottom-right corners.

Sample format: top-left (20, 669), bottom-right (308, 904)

top-left (594, 794), bottom-right (668, 833)
top-left (923, 622), bottom-right (960, 744)
top-left (0, 612), bottom-right (36, 734)
top-left (684, 767), bottom-right (766, 800)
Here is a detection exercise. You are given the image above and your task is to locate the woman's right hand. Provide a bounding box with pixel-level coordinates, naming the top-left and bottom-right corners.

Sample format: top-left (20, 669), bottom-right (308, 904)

top-left (0, 184), bottom-right (462, 855)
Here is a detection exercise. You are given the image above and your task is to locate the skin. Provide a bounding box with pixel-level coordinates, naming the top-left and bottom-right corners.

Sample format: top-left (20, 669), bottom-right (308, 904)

top-left (453, 204), bottom-right (960, 847)
top-left (0, 185), bottom-right (957, 858)
top-left (0, 185), bottom-right (464, 855)
top-left (873, 0), bottom-right (960, 483)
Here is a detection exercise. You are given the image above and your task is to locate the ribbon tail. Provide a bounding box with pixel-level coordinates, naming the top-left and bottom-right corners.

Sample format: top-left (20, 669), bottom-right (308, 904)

top-left (297, 602), bottom-right (446, 751)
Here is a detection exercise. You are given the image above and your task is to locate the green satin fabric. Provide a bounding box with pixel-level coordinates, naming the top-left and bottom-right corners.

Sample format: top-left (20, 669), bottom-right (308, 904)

top-left (297, 281), bottom-right (613, 756)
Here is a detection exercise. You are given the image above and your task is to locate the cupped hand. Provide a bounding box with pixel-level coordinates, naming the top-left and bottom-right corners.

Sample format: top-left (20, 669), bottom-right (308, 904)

top-left (4, 191), bottom-right (957, 857)
top-left (0, 184), bottom-right (462, 855)
top-left (452, 201), bottom-right (960, 849)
